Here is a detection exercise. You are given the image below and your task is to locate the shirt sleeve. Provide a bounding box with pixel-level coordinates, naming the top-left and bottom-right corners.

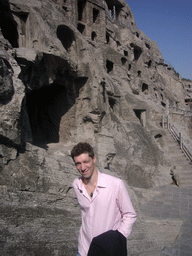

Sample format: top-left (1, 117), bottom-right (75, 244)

top-left (116, 180), bottom-right (137, 238)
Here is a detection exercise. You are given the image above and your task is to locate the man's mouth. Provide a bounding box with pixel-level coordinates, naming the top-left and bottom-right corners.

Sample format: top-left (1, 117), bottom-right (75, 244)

top-left (81, 169), bottom-right (89, 175)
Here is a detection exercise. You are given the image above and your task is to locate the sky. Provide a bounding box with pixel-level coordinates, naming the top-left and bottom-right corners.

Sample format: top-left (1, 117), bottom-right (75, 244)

top-left (126, 0), bottom-right (192, 80)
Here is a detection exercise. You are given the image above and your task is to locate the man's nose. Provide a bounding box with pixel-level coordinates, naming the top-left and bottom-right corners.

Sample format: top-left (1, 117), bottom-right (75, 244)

top-left (81, 163), bottom-right (86, 170)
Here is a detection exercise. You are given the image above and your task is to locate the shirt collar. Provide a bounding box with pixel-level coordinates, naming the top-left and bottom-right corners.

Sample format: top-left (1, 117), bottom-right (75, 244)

top-left (77, 170), bottom-right (107, 192)
top-left (97, 171), bottom-right (107, 188)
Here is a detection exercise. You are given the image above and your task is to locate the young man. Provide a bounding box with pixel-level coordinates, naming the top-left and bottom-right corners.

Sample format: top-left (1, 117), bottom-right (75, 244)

top-left (71, 142), bottom-right (137, 256)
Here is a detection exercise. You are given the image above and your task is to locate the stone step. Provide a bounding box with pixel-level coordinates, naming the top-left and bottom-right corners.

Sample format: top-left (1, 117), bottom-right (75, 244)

top-left (177, 172), bottom-right (192, 186)
top-left (179, 181), bottom-right (192, 186)
top-left (166, 144), bottom-right (181, 148)
top-left (170, 161), bottom-right (190, 165)
top-left (176, 165), bottom-right (192, 169)
top-left (173, 161), bottom-right (191, 166)
top-left (173, 164), bottom-right (192, 169)
top-left (180, 176), bottom-right (192, 181)
top-left (179, 175), bottom-right (192, 180)
top-left (164, 129), bottom-right (192, 186)
top-left (177, 167), bottom-right (192, 172)
top-left (167, 149), bottom-right (190, 157)
top-left (166, 149), bottom-right (183, 154)
top-left (178, 172), bottom-right (192, 178)
top-left (166, 137), bottom-right (178, 142)
top-left (177, 174), bottom-right (192, 179)
top-left (168, 156), bottom-right (190, 162)
top-left (167, 154), bottom-right (187, 159)
top-left (175, 170), bottom-right (192, 175)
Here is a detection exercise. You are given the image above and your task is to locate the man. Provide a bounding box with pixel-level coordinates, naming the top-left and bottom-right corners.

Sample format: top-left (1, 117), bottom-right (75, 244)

top-left (71, 142), bottom-right (137, 256)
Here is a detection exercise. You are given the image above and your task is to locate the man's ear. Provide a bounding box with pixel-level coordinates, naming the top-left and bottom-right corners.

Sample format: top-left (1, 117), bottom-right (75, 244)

top-left (93, 155), bottom-right (96, 163)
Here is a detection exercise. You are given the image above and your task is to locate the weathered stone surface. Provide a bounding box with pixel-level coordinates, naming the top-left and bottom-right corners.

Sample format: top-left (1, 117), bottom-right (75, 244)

top-left (0, 0), bottom-right (191, 255)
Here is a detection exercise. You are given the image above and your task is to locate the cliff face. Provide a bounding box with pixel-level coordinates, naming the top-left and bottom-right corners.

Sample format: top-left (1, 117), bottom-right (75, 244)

top-left (0, 0), bottom-right (191, 255)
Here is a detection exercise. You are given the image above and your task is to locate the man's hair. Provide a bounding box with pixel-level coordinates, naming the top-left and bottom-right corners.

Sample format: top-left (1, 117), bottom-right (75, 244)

top-left (71, 142), bottom-right (95, 160)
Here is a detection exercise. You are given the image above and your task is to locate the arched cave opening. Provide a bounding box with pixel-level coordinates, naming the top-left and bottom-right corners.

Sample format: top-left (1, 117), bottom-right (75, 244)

top-left (134, 109), bottom-right (146, 126)
top-left (145, 42), bottom-right (150, 49)
top-left (57, 25), bottom-right (75, 52)
top-left (142, 83), bottom-right (148, 94)
top-left (91, 31), bottom-right (97, 41)
top-left (131, 43), bottom-right (142, 61)
top-left (26, 84), bottom-right (69, 146)
top-left (78, 0), bottom-right (86, 21)
top-left (77, 23), bottom-right (85, 34)
top-left (154, 134), bottom-right (162, 139)
top-left (121, 57), bottom-right (127, 66)
top-left (108, 97), bottom-right (116, 111)
top-left (106, 32), bottom-right (110, 44)
top-left (134, 46), bottom-right (142, 61)
top-left (154, 134), bottom-right (163, 148)
top-left (147, 60), bottom-right (152, 68)
top-left (106, 59), bottom-right (114, 74)
top-left (0, 0), bottom-right (19, 48)
top-left (93, 8), bottom-right (99, 23)
top-left (25, 76), bottom-right (87, 146)
top-left (116, 41), bottom-right (121, 47)
top-left (138, 70), bottom-right (141, 77)
top-left (161, 101), bottom-right (166, 107)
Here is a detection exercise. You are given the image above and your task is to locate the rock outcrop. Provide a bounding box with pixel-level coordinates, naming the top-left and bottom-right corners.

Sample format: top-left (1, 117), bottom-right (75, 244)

top-left (0, 0), bottom-right (191, 255)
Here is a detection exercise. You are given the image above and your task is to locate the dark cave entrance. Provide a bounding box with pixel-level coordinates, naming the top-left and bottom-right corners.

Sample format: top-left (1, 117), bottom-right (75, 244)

top-left (26, 84), bottom-right (68, 146)
top-left (25, 76), bottom-right (87, 146)
top-left (134, 109), bottom-right (146, 127)
top-left (106, 59), bottom-right (114, 73)
top-left (130, 43), bottom-right (143, 61)
top-left (0, 0), bottom-right (19, 48)
top-left (93, 8), bottom-right (99, 23)
top-left (78, 0), bottom-right (87, 22)
top-left (57, 25), bottom-right (75, 52)
top-left (91, 31), bottom-right (97, 41)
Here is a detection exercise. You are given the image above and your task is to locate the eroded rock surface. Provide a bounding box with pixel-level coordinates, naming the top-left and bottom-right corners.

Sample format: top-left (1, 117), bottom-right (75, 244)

top-left (0, 0), bottom-right (191, 255)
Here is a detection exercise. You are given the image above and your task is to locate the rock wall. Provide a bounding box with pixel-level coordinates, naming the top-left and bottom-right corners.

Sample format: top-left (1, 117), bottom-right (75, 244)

top-left (0, 0), bottom-right (191, 255)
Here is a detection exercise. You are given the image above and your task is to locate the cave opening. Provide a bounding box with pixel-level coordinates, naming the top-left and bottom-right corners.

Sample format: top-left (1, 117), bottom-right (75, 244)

top-left (106, 59), bottom-right (114, 73)
top-left (78, 0), bottom-right (87, 22)
top-left (142, 83), bottom-right (148, 94)
top-left (154, 134), bottom-right (163, 148)
top-left (108, 97), bottom-right (116, 111)
top-left (57, 25), bottom-right (75, 52)
top-left (134, 46), bottom-right (142, 60)
top-left (0, 0), bottom-right (19, 48)
top-left (93, 8), bottom-right (99, 23)
top-left (161, 101), bottom-right (166, 107)
top-left (91, 31), bottom-right (97, 41)
top-left (138, 70), bottom-right (141, 77)
top-left (147, 60), bottom-right (152, 68)
top-left (26, 84), bottom-right (68, 146)
top-left (130, 44), bottom-right (142, 61)
top-left (106, 32), bottom-right (110, 44)
top-left (134, 109), bottom-right (146, 127)
top-left (121, 57), bottom-right (127, 66)
top-left (77, 23), bottom-right (85, 34)
top-left (154, 134), bottom-right (162, 139)
top-left (25, 77), bottom-right (87, 146)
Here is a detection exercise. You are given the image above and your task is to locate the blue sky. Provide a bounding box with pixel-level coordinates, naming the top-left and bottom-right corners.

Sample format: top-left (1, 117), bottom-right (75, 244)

top-left (126, 0), bottom-right (192, 80)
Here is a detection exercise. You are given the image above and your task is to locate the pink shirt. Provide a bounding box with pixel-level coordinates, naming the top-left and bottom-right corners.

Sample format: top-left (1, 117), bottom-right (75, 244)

top-left (72, 171), bottom-right (137, 256)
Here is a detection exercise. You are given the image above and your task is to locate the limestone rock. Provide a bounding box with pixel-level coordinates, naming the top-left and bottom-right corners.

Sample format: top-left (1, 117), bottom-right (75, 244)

top-left (0, 0), bottom-right (191, 255)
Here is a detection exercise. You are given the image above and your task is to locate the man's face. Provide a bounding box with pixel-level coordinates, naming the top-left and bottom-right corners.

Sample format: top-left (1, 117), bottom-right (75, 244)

top-left (74, 153), bottom-right (96, 180)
